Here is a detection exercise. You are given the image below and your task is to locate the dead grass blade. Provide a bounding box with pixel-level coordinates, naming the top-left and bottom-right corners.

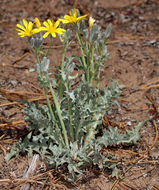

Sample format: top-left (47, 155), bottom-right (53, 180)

top-left (139, 79), bottom-right (159, 90)
top-left (0, 178), bottom-right (43, 185)
top-left (0, 120), bottom-right (25, 129)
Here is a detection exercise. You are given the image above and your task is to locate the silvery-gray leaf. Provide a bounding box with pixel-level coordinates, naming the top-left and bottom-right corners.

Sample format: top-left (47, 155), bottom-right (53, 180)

top-left (83, 29), bottom-right (88, 39)
top-left (65, 29), bottom-right (72, 39)
top-left (68, 73), bottom-right (78, 80)
top-left (61, 71), bottom-right (67, 81)
top-left (67, 62), bottom-right (75, 73)
top-left (40, 57), bottom-right (50, 72)
top-left (105, 23), bottom-right (112, 39)
top-left (66, 91), bottom-right (76, 102)
top-left (28, 35), bottom-right (43, 50)
top-left (79, 20), bottom-right (85, 31)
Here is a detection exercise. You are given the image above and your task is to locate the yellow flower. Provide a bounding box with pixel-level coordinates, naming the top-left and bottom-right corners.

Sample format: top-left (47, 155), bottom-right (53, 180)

top-left (59, 8), bottom-right (87, 24)
top-left (34, 17), bottom-right (41, 28)
top-left (89, 16), bottom-right (95, 29)
top-left (40, 19), bottom-right (66, 38)
top-left (16, 19), bottom-right (39, 37)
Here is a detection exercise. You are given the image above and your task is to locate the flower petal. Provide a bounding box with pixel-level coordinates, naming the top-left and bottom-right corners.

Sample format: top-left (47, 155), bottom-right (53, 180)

top-left (32, 28), bottom-right (40, 34)
top-left (77, 14), bottom-right (88, 22)
top-left (43, 32), bottom-right (50, 38)
top-left (59, 18), bottom-right (69, 24)
top-left (43, 21), bottom-right (49, 28)
top-left (39, 26), bottom-right (48, 31)
top-left (28, 21), bottom-right (33, 31)
top-left (54, 20), bottom-right (60, 28)
top-left (16, 24), bottom-right (25, 31)
top-left (16, 29), bottom-right (23, 32)
top-left (56, 28), bottom-right (66, 34)
top-left (73, 8), bottom-right (77, 18)
top-left (64, 15), bottom-right (70, 20)
top-left (47, 19), bottom-right (53, 26)
top-left (23, 19), bottom-right (28, 28)
top-left (51, 32), bottom-right (56, 38)
top-left (69, 10), bottom-right (72, 16)
top-left (34, 17), bottom-right (41, 28)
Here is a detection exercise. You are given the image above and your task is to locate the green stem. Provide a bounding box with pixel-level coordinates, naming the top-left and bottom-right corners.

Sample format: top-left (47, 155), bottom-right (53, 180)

top-left (76, 32), bottom-right (89, 82)
top-left (90, 45), bottom-right (95, 86)
top-left (35, 50), bottom-right (64, 146)
top-left (96, 68), bottom-right (100, 89)
top-left (43, 86), bottom-right (64, 146)
top-left (96, 57), bottom-right (102, 89)
top-left (46, 36), bottom-right (53, 57)
top-left (59, 43), bottom-right (67, 99)
top-left (75, 121), bottom-right (82, 141)
top-left (67, 97), bottom-right (74, 142)
top-left (65, 85), bottom-right (74, 142)
top-left (65, 84), bottom-right (74, 141)
top-left (49, 83), bottom-right (69, 149)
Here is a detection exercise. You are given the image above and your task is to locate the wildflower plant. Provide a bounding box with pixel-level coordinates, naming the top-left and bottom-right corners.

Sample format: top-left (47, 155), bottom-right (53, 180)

top-left (6, 9), bottom-right (147, 181)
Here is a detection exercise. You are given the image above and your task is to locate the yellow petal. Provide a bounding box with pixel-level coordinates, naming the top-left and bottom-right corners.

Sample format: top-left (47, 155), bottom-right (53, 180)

top-left (60, 18), bottom-right (69, 24)
top-left (51, 32), bottom-right (56, 38)
top-left (16, 29), bottom-right (23, 32)
top-left (43, 21), bottom-right (49, 28)
top-left (69, 10), bottom-right (72, 16)
top-left (43, 32), bottom-right (50, 38)
top-left (33, 28), bottom-right (41, 33)
top-left (16, 23), bottom-right (25, 31)
top-left (73, 8), bottom-right (77, 18)
top-left (64, 15), bottom-right (70, 20)
top-left (77, 14), bottom-right (88, 22)
top-left (23, 19), bottom-right (28, 28)
top-left (18, 32), bottom-right (25, 37)
top-left (54, 20), bottom-right (60, 28)
top-left (47, 19), bottom-right (53, 26)
top-left (56, 28), bottom-right (66, 34)
top-left (28, 21), bottom-right (33, 31)
top-left (89, 16), bottom-right (95, 28)
top-left (39, 26), bottom-right (48, 31)
top-left (34, 17), bottom-right (41, 28)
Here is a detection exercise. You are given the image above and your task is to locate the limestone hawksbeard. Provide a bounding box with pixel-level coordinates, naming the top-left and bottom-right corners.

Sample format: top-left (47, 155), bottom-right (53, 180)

top-left (40, 19), bottom-right (66, 38)
top-left (59, 8), bottom-right (88, 24)
top-left (16, 19), bottom-right (39, 37)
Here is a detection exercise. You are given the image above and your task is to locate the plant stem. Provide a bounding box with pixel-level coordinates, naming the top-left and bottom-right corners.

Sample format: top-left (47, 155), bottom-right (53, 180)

top-left (65, 85), bottom-right (74, 142)
top-left (76, 32), bottom-right (89, 82)
top-left (49, 83), bottom-right (70, 149)
top-left (90, 45), bottom-right (95, 86)
top-left (83, 114), bottom-right (102, 149)
top-left (75, 121), bottom-right (82, 141)
top-left (67, 97), bottom-right (74, 142)
top-left (59, 43), bottom-right (67, 99)
top-left (96, 67), bottom-right (100, 89)
top-left (43, 86), bottom-right (65, 146)
top-left (46, 36), bottom-right (53, 57)
top-left (35, 50), bottom-right (65, 146)
top-left (96, 57), bottom-right (102, 89)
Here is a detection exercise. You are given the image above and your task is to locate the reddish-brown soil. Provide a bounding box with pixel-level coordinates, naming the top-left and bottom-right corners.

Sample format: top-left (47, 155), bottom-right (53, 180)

top-left (0, 0), bottom-right (159, 189)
